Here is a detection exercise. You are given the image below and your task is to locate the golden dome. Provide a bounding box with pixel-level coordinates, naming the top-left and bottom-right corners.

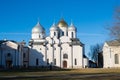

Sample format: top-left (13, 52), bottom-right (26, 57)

top-left (57, 19), bottom-right (68, 27)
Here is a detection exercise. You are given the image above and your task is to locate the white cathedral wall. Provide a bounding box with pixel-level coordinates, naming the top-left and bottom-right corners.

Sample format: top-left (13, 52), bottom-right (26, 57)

top-left (73, 45), bottom-right (83, 68)
top-left (29, 45), bottom-right (45, 66)
top-left (61, 43), bottom-right (72, 68)
top-left (53, 44), bottom-right (61, 67)
top-left (32, 33), bottom-right (39, 39)
top-left (46, 44), bottom-right (54, 65)
top-left (50, 31), bottom-right (58, 38)
top-left (39, 45), bottom-right (46, 66)
top-left (68, 30), bottom-right (76, 38)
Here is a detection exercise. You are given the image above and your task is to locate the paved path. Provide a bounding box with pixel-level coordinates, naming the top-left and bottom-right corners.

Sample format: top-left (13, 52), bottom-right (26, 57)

top-left (0, 73), bottom-right (120, 79)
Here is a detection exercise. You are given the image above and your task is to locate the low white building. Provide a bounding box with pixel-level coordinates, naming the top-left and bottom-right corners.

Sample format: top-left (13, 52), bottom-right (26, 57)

top-left (29, 19), bottom-right (88, 68)
top-left (103, 39), bottom-right (120, 68)
top-left (0, 40), bottom-right (29, 68)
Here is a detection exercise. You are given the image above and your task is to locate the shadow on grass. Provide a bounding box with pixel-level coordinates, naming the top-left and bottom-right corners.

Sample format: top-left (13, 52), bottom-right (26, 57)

top-left (0, 66), bottom-right (71, 72)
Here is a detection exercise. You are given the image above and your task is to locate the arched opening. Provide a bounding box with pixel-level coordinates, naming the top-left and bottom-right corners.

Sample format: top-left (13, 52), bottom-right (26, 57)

top-left (115, 54), bottom-right (119, 64)
top-left (54, 32), bottom-right (56, 36)
top-left (63, 60), bottom-right (67, 68)
top-left (75, 58), bottom-right (77, 65)
top-left (36, 58), bottom-right (39, 66)
top-left (6, 53), bottom-right (12, 68)
top-left (63, 54), bottom-right (68, 59)
top-left (62, 32), bottom-right (64, 36)
top-left (71, 32), bottom-right (74, 38)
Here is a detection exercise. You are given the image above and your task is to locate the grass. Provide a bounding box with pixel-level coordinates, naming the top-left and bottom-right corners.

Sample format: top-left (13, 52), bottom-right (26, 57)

top-left (0, 68), bottom-right (120, 80)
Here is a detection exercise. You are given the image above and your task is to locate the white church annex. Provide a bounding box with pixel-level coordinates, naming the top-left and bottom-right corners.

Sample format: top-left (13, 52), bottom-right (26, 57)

top-left (103, 39), bottom-right (120, 68)
top-left (0, 40), bottom-right (29, 68)
top-left (29, 19), bottom-right (87, 69)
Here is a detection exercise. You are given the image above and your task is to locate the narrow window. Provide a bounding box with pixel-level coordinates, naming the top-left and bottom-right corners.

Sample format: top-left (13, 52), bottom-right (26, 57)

top-left (75, 59), bottom-right (77, 65)
top-left (62, 32), bottom-right (64, 36)
top-left (47, 59), bottom-right (49, 65)
top-left (115, 54), bottom-right (119, 64)
top-left (7, 53), bottom-right (11, 57)
top-left (54, 59), bottom-right (56, 65)
top-left (66, 32), bottom-right (68, 36)
top-left (71, 32), bottom-right (74, 38)
top-left (23, 53), bottom-right (26, 58)
top-left (39, 35), bottom-right (41, 38)
top-left (36, 58), bottom-right (39, 66)
top-left (54, 32), bottom-right (56, 36)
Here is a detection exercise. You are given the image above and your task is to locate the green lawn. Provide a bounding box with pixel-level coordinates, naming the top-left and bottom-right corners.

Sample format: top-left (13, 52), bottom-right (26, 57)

top-left (0, 68), bottom-right (120, 80)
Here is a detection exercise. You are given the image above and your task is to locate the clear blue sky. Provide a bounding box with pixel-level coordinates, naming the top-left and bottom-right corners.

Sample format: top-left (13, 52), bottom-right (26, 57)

top-left (0, 0), bottom-right (118, 57)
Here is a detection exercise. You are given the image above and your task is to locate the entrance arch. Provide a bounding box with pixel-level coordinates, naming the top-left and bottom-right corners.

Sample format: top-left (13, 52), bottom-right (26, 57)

top-left (6, 53), bottom-right (12, 68)
top-left (63, 60), bottom-right (67, 68)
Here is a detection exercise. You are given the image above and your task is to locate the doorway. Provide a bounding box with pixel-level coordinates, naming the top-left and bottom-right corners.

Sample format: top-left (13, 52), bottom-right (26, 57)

top-left (6, 60), bottom-right (12, 68)
top-left (63, 60), bottom-right (67, 68)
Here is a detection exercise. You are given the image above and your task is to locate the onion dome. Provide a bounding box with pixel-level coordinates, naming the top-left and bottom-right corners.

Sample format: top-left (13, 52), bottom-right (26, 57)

top-left (50, 23), bottom-right (59, 31)
top-left (68, 22), bottom-right (76, 31)
top-left (57, 19), bottom-right (68, 28)
top-left (32, 21), bottom-right (45, 33)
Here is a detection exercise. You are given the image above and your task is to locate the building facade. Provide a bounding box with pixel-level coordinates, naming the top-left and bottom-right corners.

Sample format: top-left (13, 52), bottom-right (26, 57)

top-left (0, 40), bottom-right (29, 68)
top-left (0, 19), bottom-right (88, 69)
top-left (103, 40), bottom-right (120, 68)
top-left (29, 19), bottom-right (87, 68)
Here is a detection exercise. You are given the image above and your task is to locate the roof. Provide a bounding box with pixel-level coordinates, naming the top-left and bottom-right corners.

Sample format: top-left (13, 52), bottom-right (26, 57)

top-left (0, 40), bottom-right (17, 44)
top-left (106, 39), bottom-right (120, 46)
top-left (70, 38), bottom-right (84, 46)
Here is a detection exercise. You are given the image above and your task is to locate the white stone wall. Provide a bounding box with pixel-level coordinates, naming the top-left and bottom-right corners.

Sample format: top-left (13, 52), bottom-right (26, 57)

top-left (73, 45), bottom-right (83, 68)
top-left (83, 58), bottom-right (89, 68)
top-left (103, 43), bottom-right (120, 68)
top-left (0, 41), bottom-right (24, 68)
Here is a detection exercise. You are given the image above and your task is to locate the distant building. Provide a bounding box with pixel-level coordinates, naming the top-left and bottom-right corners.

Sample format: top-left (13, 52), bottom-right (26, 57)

top-left (0, 40), bottom-right (29, 68)
top-left (29, 19), bottom-right (88, 69)
top-left (103, 39), bottom-right (120, 68)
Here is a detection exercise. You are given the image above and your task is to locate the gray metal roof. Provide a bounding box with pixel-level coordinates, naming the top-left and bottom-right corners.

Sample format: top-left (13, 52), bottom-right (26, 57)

top-left (106, 39), bottom-right (120, 46)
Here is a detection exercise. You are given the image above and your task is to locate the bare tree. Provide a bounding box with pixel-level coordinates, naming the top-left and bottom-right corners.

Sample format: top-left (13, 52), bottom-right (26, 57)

top-left (89, 44), bottom-right (103, 67)
top-left (108, 6), bottom-right (120, 39)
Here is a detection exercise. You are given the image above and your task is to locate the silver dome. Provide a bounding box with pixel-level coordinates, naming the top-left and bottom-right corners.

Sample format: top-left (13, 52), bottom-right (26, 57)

top-left (32, 22), bottom-right (45, 33)
top-left (50, 23), bottom-right (59, 31)
top-left (68, 23), bottom-right (76, 31)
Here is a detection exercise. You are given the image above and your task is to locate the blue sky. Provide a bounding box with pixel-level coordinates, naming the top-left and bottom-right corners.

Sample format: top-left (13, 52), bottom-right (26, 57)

top-left (0, 0), bottom-right (118, 57)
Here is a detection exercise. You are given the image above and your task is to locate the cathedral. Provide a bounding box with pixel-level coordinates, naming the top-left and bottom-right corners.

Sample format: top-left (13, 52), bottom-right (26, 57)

top-left (0, 19), bottom-right (88, 69)
top-left (29, 19), bottom-right (88, 68)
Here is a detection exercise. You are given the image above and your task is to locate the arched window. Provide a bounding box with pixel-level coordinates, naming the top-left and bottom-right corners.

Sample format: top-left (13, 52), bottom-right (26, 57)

top-left (54, 32), bottom-right (56, 36)
top-left (7, 53), bottom-right (11, 57)
top-left (63, 54), bottom-right (68, 59)
top-left (71, 32), bottom-right (74, 38)
top-left (66, 32), bottom-right (68, 36)
top-left (47, 59), bottom-right (49, 65)
top-left (54, 59), bottom-right (56, 65)
top-left (62, 32), bottom-right (64, 36)
top-left (115, 54), bottom-right (119, 64)
top-left (36, 58), bottom-right (39, 66)
top-left (23, 53), bottom-right (26, 58)
top-left (75, 58), bottom-right (77, 65)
